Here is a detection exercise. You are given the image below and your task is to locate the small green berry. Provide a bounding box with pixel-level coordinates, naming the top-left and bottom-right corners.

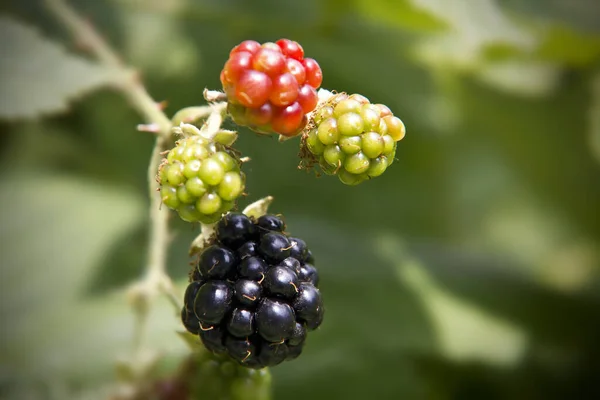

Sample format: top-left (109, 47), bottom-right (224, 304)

top-left (166, 162), bottom-right (185, 186)
top-left (306, 129), bottom-right (325, 155)
top-left (339, 135), bottom-right (361, 154)
top-left (344, 152), bottom-right (370, 174)
top-left (197, 192), bottom-right (222, 215)
top-left (323, 144), bottom-right (345, 167)
top-left (360, 105), bottom-right (381, 132)
top-left (314, 106), bottom-right (334, 125)
top-left (218, 172), bottom-right (245, 201)
top-left (212, 152), bottom-right (238, 172)
top-left (338, 169), bottom-right (367, 185)
top-left (183, 159), bottom-right (202, 178)
top-left (219, 200), bottom-right (235, 213)
top-left (317, 118), bottom-right (338, 145)
top-left (382, 135), bottom-right (395, 154)
top-left (319, 157), bottom-right (338, 175)
top-left (183, 144), bottom-right (209, 163)
top-left (361, 132), bottom-right (384, 158)
top-left (384, 151), bottom-right (396, 166)
top-left (337, 113), bottom-right (364, 136)
top-left (185, 177), bottom-right (207, 197)
top-left (161, 185), bottom-right (180, 209)
top-left (197, 212), bottom-right (222, 224)
top-left (367, 156), bottom-right (388, 177)
top-left (158, 164), bottom-right (169, 183)
top-left (167, 146), bottom-right (185, 163)
top-left (177, 185), bottom-right (195, 204)
top-left (178, 204), bottom-right (201, 222)
top-left (377, 118), bottom-right (388, 136)
top-left (333, 99), bottom-right (361, 118)
top-left (198, 159), bottom-right (225, 186)
top-left (349, 93), bottom-right (370, 104)
top-left (383, 115), bottom-right (406, 141)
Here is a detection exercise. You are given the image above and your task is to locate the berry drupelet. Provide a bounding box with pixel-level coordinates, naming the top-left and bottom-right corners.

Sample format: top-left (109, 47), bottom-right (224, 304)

top-left (300, 92), bottom-right (406, 185)
top-left (181, 212), bottom-right (324, 369)
top-left (220, 39), bottom-right (323, 137)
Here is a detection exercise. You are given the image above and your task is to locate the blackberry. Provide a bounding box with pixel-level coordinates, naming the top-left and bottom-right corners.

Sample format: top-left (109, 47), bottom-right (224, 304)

top-left (236, 240), bottom-right (258, 259)
top-left (300, 92), bottom-right (406, 185)
top-left (158, 137), bottom-right (246, 223)
top-left (181, 212), bottom-right (324, 369)
top-left (238, 257), bottom-right (267, 281)
top-left (197, 245), bottom-right (237, 279)
top-left (199, 326), bottom-right (227, 354)
top-left (263, 266), bottom-right (299, 299)
top-left (295, 263), bottom-right (319, 286)
top-left (258, 232), bottom-right (291, 263)
top-left (234, 279), bottom-right (262, 307)
top-left (289, 237), bottom-right (308, 262)
top-left (257, 342), bottom-right (288, 366)
top-left (256, 214), bottom-right (286, 233)
top-left (216, 212), bottom-right (256, 249)
top-left (194, 281), bottom-right (233, 325)
top-left (221, 39), bottom-right (322, 137)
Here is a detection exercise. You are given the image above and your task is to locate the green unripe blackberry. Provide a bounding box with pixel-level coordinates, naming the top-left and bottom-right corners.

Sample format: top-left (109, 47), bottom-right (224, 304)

top-left (158, 136), bottom-right (245, 223)
top-left (300, 92), bottom-right (405, 185)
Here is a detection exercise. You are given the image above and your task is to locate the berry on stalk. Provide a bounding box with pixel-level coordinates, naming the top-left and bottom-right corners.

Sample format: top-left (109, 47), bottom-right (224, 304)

top-left (158, 136), bottom-right (246, 223)
top-left (299, 91), bottom-right (406, 185)
top-left (221, 39), bottom-right (323, 137)
top-left (181, 212), bottom-right (324, 369)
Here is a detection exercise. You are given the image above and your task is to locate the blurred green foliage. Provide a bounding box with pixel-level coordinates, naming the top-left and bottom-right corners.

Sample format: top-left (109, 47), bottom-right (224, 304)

top-left (1, 0), bottom-right (600, 399)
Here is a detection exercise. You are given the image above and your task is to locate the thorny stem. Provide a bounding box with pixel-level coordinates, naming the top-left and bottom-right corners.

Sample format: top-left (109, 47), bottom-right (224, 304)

top-left (45, 0), bottom-right (210, 373)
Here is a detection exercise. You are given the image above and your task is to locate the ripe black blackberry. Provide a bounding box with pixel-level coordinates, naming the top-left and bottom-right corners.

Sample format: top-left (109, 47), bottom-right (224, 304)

top-left (181, 212), bottom-right (323, 369)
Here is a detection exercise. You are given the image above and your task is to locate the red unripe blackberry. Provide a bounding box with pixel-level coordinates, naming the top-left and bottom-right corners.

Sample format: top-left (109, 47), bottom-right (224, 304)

top-left (276, 39), bottom-right (304, 60)
top-left (221, 39), bottom-right (323, 137)
top-left (235, 70), bottom-right (272, 108)
top-left (230, 40), bottom-right (261, 56)
top-left (271, 102), bottom-right (305, 137)
top-left (302, 58), bottom-right (322, 88)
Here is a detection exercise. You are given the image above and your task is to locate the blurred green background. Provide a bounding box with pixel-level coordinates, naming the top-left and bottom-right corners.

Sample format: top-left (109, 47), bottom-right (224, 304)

top-left (1, 0), bottom-right (600, 399)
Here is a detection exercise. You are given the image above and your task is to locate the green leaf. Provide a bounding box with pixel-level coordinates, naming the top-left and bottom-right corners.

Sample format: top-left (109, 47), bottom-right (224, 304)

top-left (475, 60), bottom-right (561, 97)
top-left (589, 72), bottom-right (600, 164)
top-left (536, 25), bottom-right (600, 66)
top-left (0, 173), bottom-right (146, 379)
top-left (352, 0), bottom-right (447, 32)
top-left (0, 16), bottom-right (119, 120)
top-left (412, 0), bottom-right (536, 70)
top-left (499, 0), bottom-right (600, 33)
top-left (379, 237), bottom-right (527, 366)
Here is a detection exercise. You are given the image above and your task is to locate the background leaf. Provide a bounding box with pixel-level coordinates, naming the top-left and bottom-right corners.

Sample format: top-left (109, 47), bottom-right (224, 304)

top-left (0, 16), bottom-right (119, 120)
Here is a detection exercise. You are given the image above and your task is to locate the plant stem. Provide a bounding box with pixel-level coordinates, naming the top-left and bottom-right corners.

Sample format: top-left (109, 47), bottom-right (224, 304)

top-left (46, 0), bottom-right (178, 366)
top-left (46, 0), bottom-right (172, 136)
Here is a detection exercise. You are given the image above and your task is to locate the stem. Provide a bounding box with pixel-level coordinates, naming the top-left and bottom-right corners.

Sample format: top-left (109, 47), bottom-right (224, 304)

top-left (46, 0), bottom-right (178, 367)
top-left (46, 0), bottom-right (172, 137)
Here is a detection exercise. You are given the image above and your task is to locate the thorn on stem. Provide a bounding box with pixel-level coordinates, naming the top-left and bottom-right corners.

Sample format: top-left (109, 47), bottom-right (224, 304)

top-left (137, 123), bottom-right (161, 133)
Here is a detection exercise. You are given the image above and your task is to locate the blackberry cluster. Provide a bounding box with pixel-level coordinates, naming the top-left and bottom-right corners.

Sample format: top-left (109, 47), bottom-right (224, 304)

top-left (181, 212), bottom-right (324, 369)
top-left (220, 39), bottom-right (323, 137)
top-left (158, 136), bottom-right (245, 224)
top-left (301, 93), bottom-right (406, 185)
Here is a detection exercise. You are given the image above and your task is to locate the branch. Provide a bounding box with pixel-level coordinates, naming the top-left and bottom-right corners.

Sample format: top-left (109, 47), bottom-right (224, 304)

top-left (45, 0), bottom-right (178, 372)
top-left (46, 0), bottom-right (172, 137)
